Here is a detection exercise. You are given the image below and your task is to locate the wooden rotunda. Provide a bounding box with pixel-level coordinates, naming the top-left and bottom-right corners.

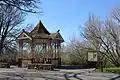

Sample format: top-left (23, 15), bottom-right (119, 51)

top-left (17, 21), bottom-right (64, 69)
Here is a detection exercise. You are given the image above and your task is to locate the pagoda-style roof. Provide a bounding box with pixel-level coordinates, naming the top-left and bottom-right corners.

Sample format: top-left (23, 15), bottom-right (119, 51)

top-left (17, 21), bottom-right (64, 43)
top-left (31, 21), bottom-right (50, 35)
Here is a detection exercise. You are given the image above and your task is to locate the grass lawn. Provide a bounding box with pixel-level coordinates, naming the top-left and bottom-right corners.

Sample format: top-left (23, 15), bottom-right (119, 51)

top-left (96, 67), bottom-right (120, 73)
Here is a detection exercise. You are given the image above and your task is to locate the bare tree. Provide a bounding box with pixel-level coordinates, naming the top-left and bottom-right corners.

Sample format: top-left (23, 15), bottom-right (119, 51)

top-left (0, 4), bottom-right (24, 54)
top-left (82, 15), bottom-right (104, 63)
top-left (82, 13), bottom-right (120, 67)
top-left (66, 37), bottom-right (88, 65)
top-left (0, 0), bottom-right (41, 13)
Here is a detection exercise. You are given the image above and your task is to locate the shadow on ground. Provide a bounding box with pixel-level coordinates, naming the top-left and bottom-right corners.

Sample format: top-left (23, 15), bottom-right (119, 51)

top-left (64, 72), bottom-right (84, 80)
top-left (110, 73), bottom-right (120, 80)
top-left (64, 72), bottom-right (120, 80)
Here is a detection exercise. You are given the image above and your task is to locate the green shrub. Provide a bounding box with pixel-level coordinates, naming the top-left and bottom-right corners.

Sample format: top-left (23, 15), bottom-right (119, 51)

top-left (61, 52), bottom-right (72, 65)
top-left (0, 54), bottom-right (17, 66)
top-left (0, 63), bottom-right (10, 68)
top-left (96, 67), bottom-right (120, 73)
top-left (104, 67), bottom-right (120, 73)
top-left (103, 57), bottom-right (115, 68)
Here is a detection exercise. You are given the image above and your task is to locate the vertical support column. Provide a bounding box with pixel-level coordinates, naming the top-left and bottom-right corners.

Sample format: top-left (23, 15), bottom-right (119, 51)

top-left (55, 42), bottom-right (57, 58)
top-left (59, 43), bottom-right (61, 58)
top-left (45, 43), bottom-right (47, 58)
top-left (45, 44), bottom-right (47, 54)
top-left (30, 39), bottom-right (35, 62)
top-left (19, 39), bottom-right (23, 58)
top-left (56, 42), bottom-right (59, 58)
top-left (57, 42), bottom-right (60, 58)
top-left (56, 43), bottom-right (58, 58)
top-left (47, 43), bottom-right (50, 63)
top-left (59, 43), bottom-right (61, 59)
top-left (45, 43), bottom-right (47, 63)
top-left (42, 43), bottom-right (45, 63)
top-left (47, 43), bottom-right (49, 57)
top-left (54, 42), bottom-right (56, 58)
top-left (18, 39), bottom-right (23, 67)
top-left (59, 42), bottom-right (61, 67)
top-left (18, 40), bottom-right (21, 58)
top-left (50, 41), bottom-right (53, 58)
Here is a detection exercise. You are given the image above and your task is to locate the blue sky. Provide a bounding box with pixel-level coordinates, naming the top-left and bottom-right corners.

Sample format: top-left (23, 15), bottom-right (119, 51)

top-left (24, 0), bottom-right (120, 43)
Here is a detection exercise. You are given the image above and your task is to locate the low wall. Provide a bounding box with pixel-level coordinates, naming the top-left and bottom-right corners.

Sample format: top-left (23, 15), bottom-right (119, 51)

top-left (60, 62), bottom-right (97, 69)
top-left (60, 64), bottom-right (88, 69)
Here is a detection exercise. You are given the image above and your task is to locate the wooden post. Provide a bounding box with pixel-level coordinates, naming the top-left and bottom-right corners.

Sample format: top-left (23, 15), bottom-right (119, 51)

top-left (58, 43), bottom-right (61, 67)
top-left (47, 43), bottom-right (50, 57)
top-left (45, 44), bottom-right (47, 54)
top-left (43, 43), bottom-right (45, 63)
top-left (59, 43), bottom-right (61, 59)
top-left (30, 39), bottom-right (35, 62)
top-left (18, 40), bottom-right (21, 58)
top-left (54, 43), bottom-right (56, 58)
top-left (57, 42), bottom-right (60, 58)
top-left (19, 39), bottom-right (23, 58)
top-left (18, 39), bottom-right (24, 67)
top-left (50, 41), bottom-right (53, 58)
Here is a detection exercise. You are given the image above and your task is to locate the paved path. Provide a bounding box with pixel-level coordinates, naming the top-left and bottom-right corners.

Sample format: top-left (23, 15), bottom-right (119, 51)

top-left (0, 68), bottom-right (119, 80)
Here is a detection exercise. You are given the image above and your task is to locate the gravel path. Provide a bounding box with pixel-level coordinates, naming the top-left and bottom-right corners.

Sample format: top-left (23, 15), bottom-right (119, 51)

top-left (0, 68), bottom-right (119, 80)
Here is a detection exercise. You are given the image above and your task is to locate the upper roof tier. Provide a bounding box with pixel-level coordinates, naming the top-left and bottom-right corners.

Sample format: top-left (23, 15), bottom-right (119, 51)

top-left (30, 21), bottom-right (50, 35)
top-left (17, 20), bottom-right (64, 43)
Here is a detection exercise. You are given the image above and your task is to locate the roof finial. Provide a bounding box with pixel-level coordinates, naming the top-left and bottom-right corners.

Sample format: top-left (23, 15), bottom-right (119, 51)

top-left (57, 30), bottom-right (60, 33)
top-left (22, 29), bottom-right (25, 32)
